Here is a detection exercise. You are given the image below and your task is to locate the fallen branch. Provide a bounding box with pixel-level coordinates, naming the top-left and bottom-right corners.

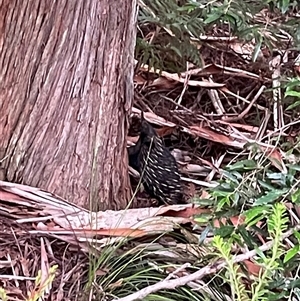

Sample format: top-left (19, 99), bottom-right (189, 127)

top-left (113, 224), bottom-right (300, 301)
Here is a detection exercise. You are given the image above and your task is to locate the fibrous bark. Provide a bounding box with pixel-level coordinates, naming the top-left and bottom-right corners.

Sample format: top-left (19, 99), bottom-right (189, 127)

top-left (0, 0), bottom-right (137, 210)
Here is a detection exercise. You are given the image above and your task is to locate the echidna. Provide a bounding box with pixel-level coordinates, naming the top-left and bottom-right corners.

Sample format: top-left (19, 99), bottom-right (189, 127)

top-left (128, 113), bottom-right (183, 205)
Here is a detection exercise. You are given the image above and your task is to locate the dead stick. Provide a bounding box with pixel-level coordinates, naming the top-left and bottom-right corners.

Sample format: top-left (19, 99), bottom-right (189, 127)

top-left (113, 224), bottom-right (300, 301)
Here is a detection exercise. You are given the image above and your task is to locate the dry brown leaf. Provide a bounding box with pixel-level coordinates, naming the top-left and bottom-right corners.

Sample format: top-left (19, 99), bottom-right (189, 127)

top-left (200, 190), bottom-right (211, 199)
top-left (217, 121), bottom-right (261, 134)
top-left (242, 259), bottom-right (262, 277)
top-left (132, 107), bottom-right (176, 127)
top-left (213, 215), bottom-right (246, 228)
top-left (181, 64), bottom-right (224, 77)
top-left (265, 147), bottom-right (286, 173)
top-left (190, 125), bottom-right (245, 148)
top-left (34, 227), bottom-right (148, 238)
top-left (0, 181), bottom-right (204, 246)
top-left (139, 64), bottom-right (225, 88)
top-left (181, 164), bottom-right (208, 174)
top-left (156, 126), bottom-right (176, 137)
top-left (108, 279), bottom-right (124, 289)
top-left (134, 74), bottom-right (147, 85)
top-left (150, 77), bottom-right (178, 89)
top-left (95, 268), bottom-right (110, 276)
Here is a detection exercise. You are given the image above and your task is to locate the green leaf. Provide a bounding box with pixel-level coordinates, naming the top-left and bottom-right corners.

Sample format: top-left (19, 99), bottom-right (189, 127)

top-left (177, 4), bottom-right (198, 13)
top-left (253, 189), bottom-right (289, 206)
top-left (238, 226), bottom-right (255, 248)
top-left (170, 45), bottom-right (182, 57)
top-left (204, 12), bottom-right (222, 24)
top-left (266, 172), bottom-right (286, 180)
top-left (288, 164), bottom-right (300, 171)
top-left (224, 14), bottom-right (239, 28)
top-left (285, 79), bottom-right (300, 90)
top-left (222, 170), bottom-right (240, 183)
top-left (257, 179), bottom-right (276, 191)
top-left (291, 189), bottom-right (300, 203)
top-left (194, 213), bottom-right (211, 224)
top-left (192, 197), bottom-right (215, 206)
top-left (214, 225), bottom-right (234, 237)
top-left (227, 159), bottom-right (257, 171)
top-left (231, 192), bottom-right (240, 204)
top-left (285, 90), bottom-right (300, 98)
top-left (199, 226), bottom-right (211, 244)
top-left (216, 196), bottom-right (231, 211)
top-left (253, 35), bottom-right (262, 62)
top-left (283, 245), bottom-right (299, 263)
top-left (245, 205), bottom-right (270, 225)
top-left (255, 246), bottom-right (266, 260)
top-left (286, 100), bottom-right (300, 110)
top-left (279, 0), bottom-right (291, 14)
top-left (294, 231), bottom-right (300, 241)
top-left (213, 189), bottom-right (233, 197)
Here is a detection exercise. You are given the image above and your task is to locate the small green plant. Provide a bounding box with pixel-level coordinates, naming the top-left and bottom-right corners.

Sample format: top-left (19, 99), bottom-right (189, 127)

top-left (213, 235), bottom-right (249, 301)
top-left (26, 265), bottom-right (58, 301)
top-left (0, 265), bottom-right (57, 301)
top-left (213, 203), bottom-right (289, 300)
top-left (250, 203), bottom-right (288, 301)
top-left (0, 288), bottom-right (8, 301)
top-left (284, 78), bottom-right (300, 111)
top-left (136, 0), bottom-right (298, 72)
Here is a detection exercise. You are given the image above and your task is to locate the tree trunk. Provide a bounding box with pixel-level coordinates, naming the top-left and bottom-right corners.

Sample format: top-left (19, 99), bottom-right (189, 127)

top-left (0, 0), bottom-right (136, 210)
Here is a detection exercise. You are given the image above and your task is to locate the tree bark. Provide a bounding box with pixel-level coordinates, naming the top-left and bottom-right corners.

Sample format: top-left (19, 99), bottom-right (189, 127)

top-left (0, 0), bottom-right (136, 210)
